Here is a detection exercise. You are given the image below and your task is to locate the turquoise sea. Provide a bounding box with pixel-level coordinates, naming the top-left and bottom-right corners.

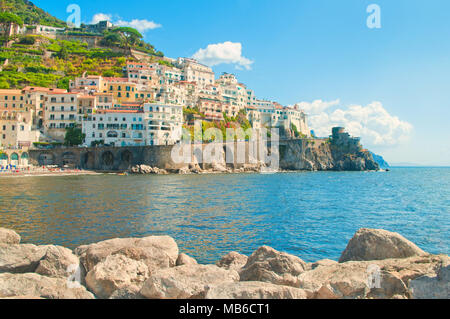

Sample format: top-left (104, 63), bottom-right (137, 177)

top-left (0, 167), bottom-right (449, 263)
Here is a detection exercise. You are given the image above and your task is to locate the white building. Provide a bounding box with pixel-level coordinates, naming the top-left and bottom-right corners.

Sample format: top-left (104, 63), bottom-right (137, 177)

top-left (144, 103), bottom-right (183, 146)
top-left (177, 58), bottom-right (215, 88)
top-left (246, 104), bottom-right (310, 137)
top-left (44, 92), bottom-right (80, 141)
top-left (83, 109), bottom-right (146, 147)
top-left (82, 103), bottom-right (183, 147)
top-left (0, 112), bottom-right (40, 149)
top-left (216, 73), bottom-right (249, 115)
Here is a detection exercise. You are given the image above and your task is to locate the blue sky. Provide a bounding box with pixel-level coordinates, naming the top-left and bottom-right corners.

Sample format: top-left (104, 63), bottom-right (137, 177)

top-left (34, 0), bottom-right (450, 165)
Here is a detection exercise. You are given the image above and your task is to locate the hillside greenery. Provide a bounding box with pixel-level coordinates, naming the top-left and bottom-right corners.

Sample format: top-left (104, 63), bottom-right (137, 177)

top-left (0, 0), bottom-right (66, 27)
top-left (0, 32), bottom-right (165, 89)
top-left (0, 1), bottom-right (167, 89)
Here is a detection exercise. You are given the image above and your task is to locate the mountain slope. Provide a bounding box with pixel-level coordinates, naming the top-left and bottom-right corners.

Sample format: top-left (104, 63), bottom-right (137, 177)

top-left (1, 0), bottom-right (66, 27)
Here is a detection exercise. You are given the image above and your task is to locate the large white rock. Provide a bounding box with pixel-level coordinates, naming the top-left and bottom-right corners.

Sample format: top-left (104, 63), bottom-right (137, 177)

top-left (298, 261), bottom-right (406, 299)
top-left (35, 245), bottom-right (81, 280)
top-left (0, 273), bottom-right (94, 299)
top-left (0, 228), bottom-right (21, 245)
top-left (176, 253), bottom-right (197, 266)
top-left (140, 264), bottom-right (239, 299)
top-left (298, 255), bottom-right (448, 299)
top-left (0, 244), bottom-right (48, 273)
top-left (409, 258), bottom-right (450, 299)
top-left (204, 281), bottom-right (311, 299)
top-left (239, 246), bottom-right (307, 287)
top-left (74, 235), bottom-right (178, 273)
top-left (339, 228), bottom-right (427, 262)
top-left (308, 259), bottom-right (338, 270)
top-left (85, 254), bottom-right (150, 299)
top-left (216, 252), bottom-right (248, 271)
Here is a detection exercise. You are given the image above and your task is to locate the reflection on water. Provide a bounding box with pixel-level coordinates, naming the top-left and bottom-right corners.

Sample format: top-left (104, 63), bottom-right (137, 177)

top-left (0, 168), bottom-right (449, 263)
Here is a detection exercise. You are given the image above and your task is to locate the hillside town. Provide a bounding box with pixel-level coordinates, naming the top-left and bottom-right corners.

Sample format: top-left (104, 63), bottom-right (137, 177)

top-left (0, 52), bottom-right (310, 168)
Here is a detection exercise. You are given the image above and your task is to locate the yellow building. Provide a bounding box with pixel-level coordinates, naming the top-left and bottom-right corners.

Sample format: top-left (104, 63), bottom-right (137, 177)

top-left (102, 78), bottom-right (138, 105)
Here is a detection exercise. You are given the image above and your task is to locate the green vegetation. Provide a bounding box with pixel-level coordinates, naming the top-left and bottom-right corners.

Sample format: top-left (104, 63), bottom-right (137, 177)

top-left (183, 108), bottom-right (253, 142)
top-left (32, 141), bottom-right (63, 148)
top-left (0, 1), bottom-right (167, 89)
top-left (157, 59), bottom-right (174, 68)
top-left (90, 140), bottom-right (104, 147)
top-left (0, 0), bottom-right (66, 27)
top-left (0, 11), bottom-right (23, 44)
top-left (111, 27), bottom-right (143, 51)
top-left (64, 127), bottom-right (85, 146)
top-left (0, 35), bottom-right (132, 88)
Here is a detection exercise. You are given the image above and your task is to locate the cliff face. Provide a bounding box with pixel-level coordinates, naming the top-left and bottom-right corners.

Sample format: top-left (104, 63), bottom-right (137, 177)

top-left (280, 137), bottom-right (379, 172)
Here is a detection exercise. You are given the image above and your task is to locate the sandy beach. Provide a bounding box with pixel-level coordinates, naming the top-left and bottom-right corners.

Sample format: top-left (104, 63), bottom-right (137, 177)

top-left (0, 167), bottom-right (102, 178)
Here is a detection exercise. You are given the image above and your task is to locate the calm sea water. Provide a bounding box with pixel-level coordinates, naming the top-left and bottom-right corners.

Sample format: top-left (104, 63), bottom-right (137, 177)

top-left (0, 168), bottom-right (449, 263)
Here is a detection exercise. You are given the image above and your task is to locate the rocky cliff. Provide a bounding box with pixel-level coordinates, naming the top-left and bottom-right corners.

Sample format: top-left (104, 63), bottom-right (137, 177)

top-left (280, 129), bottom-right (380, 172)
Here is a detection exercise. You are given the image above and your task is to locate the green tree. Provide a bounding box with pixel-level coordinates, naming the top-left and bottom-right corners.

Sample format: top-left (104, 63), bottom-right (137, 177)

top-left (111, 27), bottom-right (143, 51)
top-left (0, 12), bottom-right (23, 46)
top-left (64, 127), bottom-right (85, 146)
top-left (57, 44), bottom-right (68, 59)
top-left (102, 31), bottom-right (122, 47)
top-left (291, 123), bottom-right (300, 138)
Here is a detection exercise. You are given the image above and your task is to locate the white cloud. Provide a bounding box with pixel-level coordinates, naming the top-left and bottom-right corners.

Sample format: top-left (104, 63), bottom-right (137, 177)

top-left (192, 41), bottom-right (254, 70)
top-left (115, 19), bottom-right (162, 33)
top-left (295, 100), bottom-right (413, 146)
top-left (90, 13), bottom-right (112, 24)
top-left (90, 13), bottom-right (162, 33)
top-left (296, 99), bottom-right (340, 115)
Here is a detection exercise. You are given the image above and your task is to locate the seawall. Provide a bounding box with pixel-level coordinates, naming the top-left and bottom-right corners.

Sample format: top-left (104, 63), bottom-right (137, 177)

top-left (28, 138), bottom-right (379, 172)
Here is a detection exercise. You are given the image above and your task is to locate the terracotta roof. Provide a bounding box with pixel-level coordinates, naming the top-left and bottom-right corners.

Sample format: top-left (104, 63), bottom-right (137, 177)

top-left (97, 109), bottom-right (143, 114)
top-left (0, 89), bottom-right (23, 95)
top-left (22, 87), bottom-right (68, 93)
top-left (103, 77), bottom-right (131, 83)
top-left (46, 92), bottom-right (80, 96)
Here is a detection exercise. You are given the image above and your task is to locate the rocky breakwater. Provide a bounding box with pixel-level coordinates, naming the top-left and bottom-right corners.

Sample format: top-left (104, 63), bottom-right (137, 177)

top-left (129, 161), bottom-right (266, 175)
top-left (0, 227), bottom-right (448, 299)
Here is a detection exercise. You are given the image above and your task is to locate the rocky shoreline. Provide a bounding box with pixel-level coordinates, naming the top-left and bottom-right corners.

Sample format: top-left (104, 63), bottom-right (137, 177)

top-left (0, 227), bottom-right (448, 299)
top-left (127, 163), bottom-right (382, 176)
top-left (128, 162), bottom-right (271, 175)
